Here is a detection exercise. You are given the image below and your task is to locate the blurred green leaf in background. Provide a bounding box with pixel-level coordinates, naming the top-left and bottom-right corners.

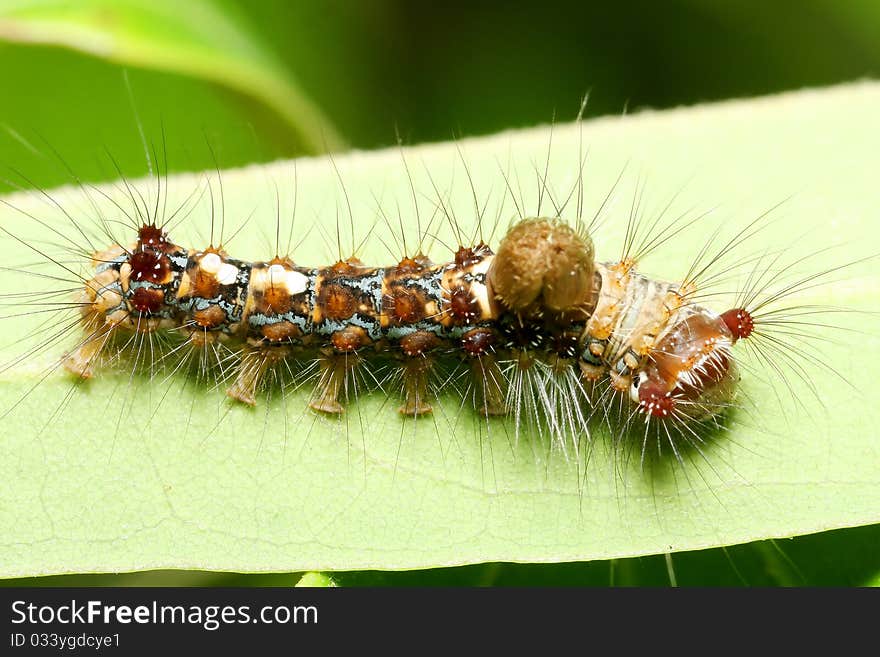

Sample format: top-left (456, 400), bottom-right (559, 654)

top-left (3, 0), bottom-right (880, 189)
top-left (0, 0), bottom-right (344, 192)
top-left (0, 0), bottom-right (878, 586)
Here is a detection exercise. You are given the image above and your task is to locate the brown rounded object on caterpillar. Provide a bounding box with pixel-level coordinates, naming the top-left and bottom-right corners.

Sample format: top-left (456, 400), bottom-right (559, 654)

top-left (129, 250), bottom-right (171, 284)
top-left (400, 330), bottom-right (439, 357)
top-left (130, 287), bottom-right (164, 314)
top-left (261, 320), bottom-right (300, 342)
top-left (721, 308), bottom-right (755, 341)
top-left (487, 218), bottom-right (595, 314)
top-left (461, 327), bottom-right (496, 356)
top-left (331, 325), bottom-right (368, 352)
top-left (447, 286), bottom-right (480, 324)
top-left (193, 304), bottom-right (227, 329)
top-left (385, 288), bottom-right (425, 324)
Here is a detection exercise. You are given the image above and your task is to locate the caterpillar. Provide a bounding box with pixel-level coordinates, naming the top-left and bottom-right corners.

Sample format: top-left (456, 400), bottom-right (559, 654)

top-left (1, 93), bottom-right (878, 580)
top-left (58, 202), bottom-right (752, 430)
top-left (0, 136), bottom-right (848, 469)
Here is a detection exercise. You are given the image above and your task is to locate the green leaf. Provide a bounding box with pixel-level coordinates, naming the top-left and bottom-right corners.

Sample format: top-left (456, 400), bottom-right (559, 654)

top-left (0, 45), bottom-right (313, 195)
top-left (295, 572), bottom-right (335, 588)
top-left (0, 0), bottom-right (344, 153)
top-left (0, 83), bottom-right (878, 578)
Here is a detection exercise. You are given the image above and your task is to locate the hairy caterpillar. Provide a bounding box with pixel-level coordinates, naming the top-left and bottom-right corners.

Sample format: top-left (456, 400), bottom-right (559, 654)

top-left (55, 199), bottom-right (754, 439)
top-left (1, 87), bottom-right (878, 578)
top-left (0, 132), bottom-right (856, 476)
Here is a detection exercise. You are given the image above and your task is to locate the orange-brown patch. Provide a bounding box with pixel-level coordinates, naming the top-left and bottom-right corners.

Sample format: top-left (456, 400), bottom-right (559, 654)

top-left (190, 268), bottom-right (220, 299)
top-left (399, 331), bottom-right (439, 357)
top-left (331, 326), bottom-right (367, 352)
top-left (262, 321), bottom-right (299, 342)
top-left (262, 282), bottom-right (293, 314)
top-left (193, 304), bottom-right (227, 329)
top-left (248, 260), bottom-right (303, 316)
top-left (385, 288), bottom-right (424, 324)
top-left (320, 284), bottom-right (357, 320)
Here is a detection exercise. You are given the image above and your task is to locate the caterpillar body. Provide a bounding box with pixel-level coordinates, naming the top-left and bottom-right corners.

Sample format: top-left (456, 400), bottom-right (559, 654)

top-left (62, 214), bottom-right (750, 438)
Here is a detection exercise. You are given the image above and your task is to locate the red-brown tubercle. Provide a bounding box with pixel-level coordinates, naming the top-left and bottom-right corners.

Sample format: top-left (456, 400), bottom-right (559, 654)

top-left (720, 308), bottom-right (754, 341)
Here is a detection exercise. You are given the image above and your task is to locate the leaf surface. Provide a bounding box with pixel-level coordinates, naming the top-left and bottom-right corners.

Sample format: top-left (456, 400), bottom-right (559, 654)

top-left (0, 83), bottom-right (878, 577)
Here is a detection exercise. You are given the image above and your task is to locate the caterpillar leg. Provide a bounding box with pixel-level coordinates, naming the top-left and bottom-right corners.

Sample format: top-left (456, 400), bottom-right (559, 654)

top-left (396, 331), bottom-right (441, 416)
top-left (461, 328), bottom-right (506, 416)
top-left (310, 351), bottom-right (360, 414)
top-left (470, 355), bottom-right (506, 416)
top-left (62, 267), bottom-right (127, 378)
top-left (308, 324), bottom-right (371, 414)
top-left (62, 324), bottom-right (116, 379)
top-left (226, 343), bottom-right (289, 406)
top-left (398, 356), bottom-right (434, 416)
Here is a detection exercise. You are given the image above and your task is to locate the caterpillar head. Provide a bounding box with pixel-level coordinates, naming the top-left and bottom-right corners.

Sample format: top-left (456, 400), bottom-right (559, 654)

top-left (632, 308), bottom-right (753, 420)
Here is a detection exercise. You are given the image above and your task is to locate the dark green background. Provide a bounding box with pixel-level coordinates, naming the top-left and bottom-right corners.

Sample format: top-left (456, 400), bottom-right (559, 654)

top-left (3, 0), bottom-right (879, 190)
top-left (1, 0), bottom-right (878, 586)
